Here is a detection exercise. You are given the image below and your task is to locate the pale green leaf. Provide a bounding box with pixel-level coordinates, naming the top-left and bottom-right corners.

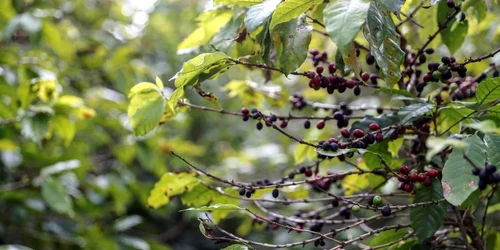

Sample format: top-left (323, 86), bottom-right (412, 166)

top-left (363, 3), bottom-right (405, 87)
top-left (269, 0), bottom-right (323, 29)
top-left (155, 77), bottom-right (164, 89)
top-left (41, 177), bottom-right (74, 216)
top-left (244, 0), bottom-right (281, 32)
top-left (378, 0), bottom-right (406, 16)
top-left (147, 172), bottom-right (200, 209)
top-left (438, 1), bottom-right (468, 54)
top-left (214, 0), bottom-right (262, 7)
top-left (442, 135), bottom-right (485, 206)
top-left (21, 112), bottom-right (51, 142)
top-left (484, 133), bottom-right (500, 166)
top-left (171, 52), bottom-right (233, 88)
top-left (426, 137), bottom-right (467, 162)
top-left (128, 88), bottom-right (166, 136)
top-left (464, 120), bottom-right (500, 134)
top-left (476, 77), bottom-right (500, 105)
top-left (276, 16), bottom-right (312, 74)
top-left (324, 0), bottom-right (371, 53)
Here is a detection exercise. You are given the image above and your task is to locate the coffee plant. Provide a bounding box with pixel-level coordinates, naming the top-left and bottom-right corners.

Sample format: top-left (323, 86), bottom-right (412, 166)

top-left (127, 0), bottom-right (500, 249)
top-left (1, 0), bottom-right (500, 250)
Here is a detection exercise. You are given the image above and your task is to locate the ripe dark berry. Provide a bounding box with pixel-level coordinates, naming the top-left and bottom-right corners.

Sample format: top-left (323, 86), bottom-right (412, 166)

top-left (251, 108), bottom-right (258, 114)
top-left (479, 169), bottom-right (489, 181)
top-left (493, 173), bottom-right (500, 184)
top-left (316, 66), bottom-right (324, 74)
top-left (369, 123), bottom-right (380, 131)
top-left (256, 122), bottom-right (263, 130)
top-left (316, 121), bottom-right (325, 129)
top-left (486, 164), bottom-right (497, 174)
top-left (441, 70), bottom-right (452, 80)
top-left (331, 198), bottom-right (339, 207)
top-left (478, 180), bottom-right (487, 190)
top-left (428, 62), bottom-right (440, 71)
top-left (241, 107), bottom-right (249, 115)
top-left (239, 188), bottom-right (246, 196)
top-left (366, 53), bottom-right (375, 65)
top-left (328, 63), bottom-right (336, 73)
top-left (353, 129), bottom-right (365, 138)
top-left (377, 107), bottom-right (383, 114)
top-left (375, 133), bottom-right (383, 142)
top-left (334, 111), bottom-right (344, 120)
top-left (427, 169), bottom-right (439, 178)
top-left (400, 165), bottom-right (410, 175)
top-left (299, 166), bottom-right (306, 174)
top-left (272, 189), bottom-right (279, 198)
top-left (361, 72), bottom-right (370, 81)
top-left (425, 48), bottom-right (435, 54)
top-left (423, 176), bottom-right (432, 186)
top-left (365, 133), bottom-right (375, 144)
top-left (381, 205), bottom-right (391, 216)
top-left (339, 102), bottom-right (348, 110)
top-left (304, 120), bottom-right (311, 129)
top-left (419, 54), bottom-right (427, 64)
top-left (472, 168), bottom-right (480, 176)
top-left (288, 172), bottom-right (295, 179)
top-left (243, 116), bottom-right (249, 121)
top-left (353, 86), bottom-right (361, 96)
top-left (345, 79), bottom-right (356, 89)
top-left (310, 49), bottom-right (319, 56)
top-left (404, 183), bottom-right (414, 192)
top-left (417, 173), bottom-right (427, 182)
top-left (409, 173), bottom-right (418, 182)
top-left (493, 70), bottom-right (499, 77)
top-left (372, 195), bottom-right (382, 206)
top-left (304, 168), bottom-right (313, 177)
top-left (351, 205), bottom-right (360, 213)
top-left (447, 0), bottom-right (455, 8)
top-left (330, 143), bottom-right (339, 151)
top-left (423, 73), bottom-right (432, 83)
top-left (441, 56), bottom-right (451, 65)
top-left (341, 128), bottom-right (350, 138)
top-left (280, 120), bottom-right (288, 128)
top-left (245, 190), bottom-right (252, 198)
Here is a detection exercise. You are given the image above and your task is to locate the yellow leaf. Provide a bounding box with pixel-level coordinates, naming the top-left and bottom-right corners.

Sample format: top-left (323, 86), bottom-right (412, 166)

top-left (155, 77), bottom-right (164, 89)
top-left (147, 172), bottom-right (200, 209)
top-left (128, 82), bottom-right (160, 99)
top-left (0, 139), bottom-right (17, 151)
top-left (178, 10), bottom-right (233, 50)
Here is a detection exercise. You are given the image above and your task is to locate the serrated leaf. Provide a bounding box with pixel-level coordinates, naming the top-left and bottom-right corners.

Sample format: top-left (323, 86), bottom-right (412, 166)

top-left (323, 0), bottom-right (371, 53)
top-left (269, 0), bottom-right (322, 29)
top-left (398, 103), bottom-right (435, 125)
top-left (476, 77), bottom-right (500, 105)
top-left (276, 16), bottom-right (312, 74)
top-left (378, 0), bottom-right (406, 17)
top-left (171, 52), bottom-right (233, 88)
top-left (128, 88), bottom-right (165, 136)
top-left (438, 1), bottom-right (468, 54)
top-left (41, 177), bottom-right (74, 216)
top-left (484, 133), bottom-right (500, 166)
top-left (244, 0), bottom-right (281, 32)
top-left (410, 179), bottom-right (445, 241)
top-left (147, 172), bottom-right (200, 209)
top-left (442, 134), bottom-right (485, 206)
top-left (363, 3), bottom-right (404, 87)
top-left (214, 0), bottom-right (262, 7)
top-left (426, 137), bottom-right (467, 162)
top-left (180, 204), bottom-right (243, 212)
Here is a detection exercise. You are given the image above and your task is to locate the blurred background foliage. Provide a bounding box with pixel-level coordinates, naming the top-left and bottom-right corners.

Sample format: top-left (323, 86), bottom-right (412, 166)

top-left (0, 0), bottom-right (500, 250)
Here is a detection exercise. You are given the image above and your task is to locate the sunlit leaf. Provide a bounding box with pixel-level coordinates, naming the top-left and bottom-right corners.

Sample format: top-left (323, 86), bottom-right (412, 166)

top-left (147, 171), bottom-right (200, 209)
top-left (127, 85), bottom-right (166, 136)
top-left (244, 0), bottom-right (281, 32)
top-left (171, 52), bottom-right (233, 88)
top-left (476, 77), bottom-right (500, 105)
top-left (269, 0), bottom-right (322, 29)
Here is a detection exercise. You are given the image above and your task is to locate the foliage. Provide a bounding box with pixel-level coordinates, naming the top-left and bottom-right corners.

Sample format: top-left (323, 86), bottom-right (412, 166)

top-left (2, 0), bottom-right (500, 250)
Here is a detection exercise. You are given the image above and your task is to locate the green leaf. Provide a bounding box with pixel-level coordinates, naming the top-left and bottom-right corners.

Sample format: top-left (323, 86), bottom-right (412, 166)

top-left (181, 184), bottom-right (218, 207)
top-left (464, 120), bottom-right (500, 134)
top-left (462, 0), bottom-right (486, 22)
top-left (425, 137), bottom-right (467, 162)
top-left (363, 3), bottom-right (404, 87)
top-left (171, 52), bottom-right (233, 88)
top-left (180, 204), bottom-right (243, 212)
top-left (398, 103), bottom-right (435, 125)
top-left (128, 85), bottom-right (166, 136)
top-left (41, 177), bottom-right (74, 216)
top-left (476, 77), bottom-right (500, 105)
top-left (147, 172), bottom-right (200, 209)
top-left (438, 1), bottom-right (468, 54)
top-left (221, 244), bottom-right (253, 250)
top-left (276, 16), bottom-right (312, 74)
top-left (214, 0), bottom-right (262, 6)
top-left (369, 228), bottom-right (410, 246)
top-left (388, 137), bottom-right (403, 157)
top-left (316, 148), bottom-right (366, 157)
top-left (442, 134), bottom-right (485, 206)
top-left (21, 112), bottom-right (51, 142)
top-left (51, 115), bottom-right (76, 147)
top-left (484, 133), bottom-right (500, 166)
top-left (410, 179), bottom-right (445, 241)
top-left (244, 0), bottom-right (281, 32)
top-left (363, 140), bottom-right (392, 169)
top-left (323, 0), bottom-right (371, 54)
top-left (270, 0), bottom-right (322, 29)
top-left (294, 143), bottom-right (312, 164)
top-left (378, 0), bottom-right (406, 17)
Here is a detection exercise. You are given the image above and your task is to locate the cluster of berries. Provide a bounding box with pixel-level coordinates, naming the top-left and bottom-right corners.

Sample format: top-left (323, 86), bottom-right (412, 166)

top-left (472, 163), bottom-right (500, 190)
top-left (241, 108), bottom-right (291, 130)
top-left (291, 92), bottom-right (307, 110)
top-left (397, 165), bottom-right (440, 192)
